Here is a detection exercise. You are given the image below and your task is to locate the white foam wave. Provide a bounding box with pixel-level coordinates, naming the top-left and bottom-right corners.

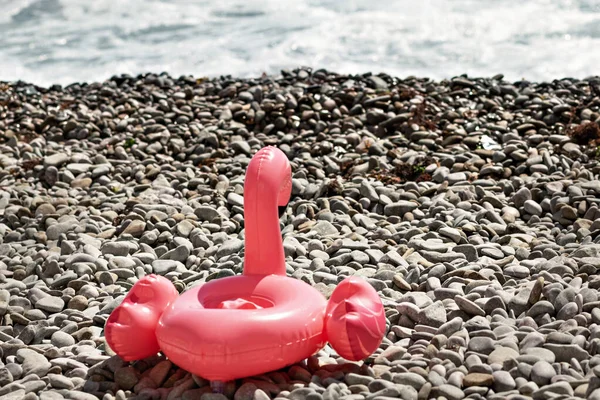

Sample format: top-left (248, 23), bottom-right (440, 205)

top-left (0, 0), bottom-right (599, 86)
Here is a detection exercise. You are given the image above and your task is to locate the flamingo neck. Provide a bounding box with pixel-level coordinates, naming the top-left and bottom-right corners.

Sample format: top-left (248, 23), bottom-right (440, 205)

top-left (243, 154), bottom-right (287, 276)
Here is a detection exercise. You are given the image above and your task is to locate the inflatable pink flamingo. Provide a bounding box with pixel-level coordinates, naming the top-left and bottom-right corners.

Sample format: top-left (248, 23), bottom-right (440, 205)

top-left (104, 146), bottom-right (386, 389)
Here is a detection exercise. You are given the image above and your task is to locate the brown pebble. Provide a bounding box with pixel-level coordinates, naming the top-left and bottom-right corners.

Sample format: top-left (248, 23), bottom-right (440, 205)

top-left (68, 295), bottom-right (88, 311)
top-left (463, 373), bottom-right (494, 387)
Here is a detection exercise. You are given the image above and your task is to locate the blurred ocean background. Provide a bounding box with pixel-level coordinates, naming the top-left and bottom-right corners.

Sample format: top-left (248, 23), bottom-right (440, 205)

top-left (1, 0), bottom-right (599, 87)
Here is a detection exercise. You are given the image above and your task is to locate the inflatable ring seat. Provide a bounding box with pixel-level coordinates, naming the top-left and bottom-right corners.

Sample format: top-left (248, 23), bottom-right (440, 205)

top-left (156, 274), bottom-right (328, 381)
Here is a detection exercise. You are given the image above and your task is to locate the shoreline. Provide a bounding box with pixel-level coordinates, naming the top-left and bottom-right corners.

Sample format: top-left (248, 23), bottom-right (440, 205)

top-left (1, 68), bottom-right (600, 399)
top-left (2, 68), bottom-right (600, 92)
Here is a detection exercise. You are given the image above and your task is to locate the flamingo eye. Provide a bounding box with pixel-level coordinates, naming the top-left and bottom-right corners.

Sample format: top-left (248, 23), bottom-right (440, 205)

top-left (109, 305), bottom-right (132, 325)
top-left (131, 284), bottom-right (155, 303)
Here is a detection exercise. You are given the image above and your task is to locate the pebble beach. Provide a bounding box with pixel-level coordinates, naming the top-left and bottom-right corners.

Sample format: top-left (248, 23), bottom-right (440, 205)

top-left (1, 68), bottom-right (600, 400)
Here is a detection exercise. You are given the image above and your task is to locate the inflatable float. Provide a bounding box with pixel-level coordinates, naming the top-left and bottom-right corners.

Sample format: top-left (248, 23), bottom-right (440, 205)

top-left (104, 146), bottom-right (386, 388)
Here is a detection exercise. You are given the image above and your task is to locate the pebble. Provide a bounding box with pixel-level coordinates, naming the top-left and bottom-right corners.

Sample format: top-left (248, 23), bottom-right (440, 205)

top-left (16, 349), bottom-right (51, 377)
top-left (492, 370), bottom-right (516, 392)
top-left (463, 373), bottom-right (494, 387)
top-left (531, 361), bottom-right (555, 386)
top-left (115, 366), bottom-right (139, 390)
top-left (487, 347), bottom-right (520, 366)
top-left (35, 297), bottom-right (65, 313)
top-left (51, 331), bottom-right (76, 347)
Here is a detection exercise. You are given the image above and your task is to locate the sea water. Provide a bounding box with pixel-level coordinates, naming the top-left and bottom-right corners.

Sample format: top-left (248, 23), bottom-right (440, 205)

top-left (1, 0), bottom-right (599, 86)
